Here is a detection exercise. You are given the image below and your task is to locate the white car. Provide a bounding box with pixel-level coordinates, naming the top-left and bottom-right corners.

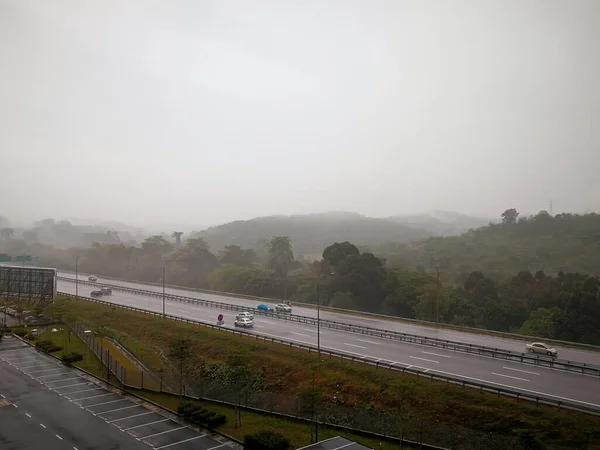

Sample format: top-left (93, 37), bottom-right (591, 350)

top-left (234, 317), bottom-right (254, 328)
top-left (88, 275), bottom-right (98, 282)
top-left (525, 342), bottom-right (558, 357)
top-left (275, 303), bottom-right (292, 313)
top-left (236, 312), bottom-right (254, 320)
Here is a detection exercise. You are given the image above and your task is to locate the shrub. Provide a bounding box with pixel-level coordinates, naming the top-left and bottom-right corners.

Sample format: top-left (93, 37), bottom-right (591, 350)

top-left (62, 352), bottom-right (83, 364)
top-left (177, 402), bottom-right (226, 428)
top-left (12, 328), bottom-right (27, 337)
top-left (244, 430), bottom-right (291, 450)
top-left (35, 340), bottom-right (63, 353)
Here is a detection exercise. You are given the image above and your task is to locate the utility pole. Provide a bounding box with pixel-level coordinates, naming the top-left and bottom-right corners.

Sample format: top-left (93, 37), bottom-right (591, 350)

top-left (435, 266), bottom-right (440, 327)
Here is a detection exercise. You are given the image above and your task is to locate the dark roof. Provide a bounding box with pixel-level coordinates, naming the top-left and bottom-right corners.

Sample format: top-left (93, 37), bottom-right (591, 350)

top-left (296, 436), bottom-right (373, 450)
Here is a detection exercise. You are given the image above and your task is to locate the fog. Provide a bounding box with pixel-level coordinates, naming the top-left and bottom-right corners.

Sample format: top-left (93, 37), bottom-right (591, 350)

top-left (1, 0), bottom-right (599, 228)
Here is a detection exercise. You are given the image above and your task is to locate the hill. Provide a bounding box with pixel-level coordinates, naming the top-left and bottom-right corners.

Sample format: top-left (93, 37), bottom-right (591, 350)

top-left (382, 210), bottom-right (600, 279)
top-left (386, 210), bottom-right (491, 236)
top-left (196, 211), bottom-right (437, 256)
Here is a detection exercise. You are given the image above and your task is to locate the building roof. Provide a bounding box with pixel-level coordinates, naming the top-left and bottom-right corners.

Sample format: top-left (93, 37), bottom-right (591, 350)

top-left (296, 436), bottom-right (373, 450)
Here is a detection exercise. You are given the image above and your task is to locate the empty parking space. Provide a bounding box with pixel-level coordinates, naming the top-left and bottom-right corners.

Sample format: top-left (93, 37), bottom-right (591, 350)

top-left (0, 336), bottom-right (234, 450)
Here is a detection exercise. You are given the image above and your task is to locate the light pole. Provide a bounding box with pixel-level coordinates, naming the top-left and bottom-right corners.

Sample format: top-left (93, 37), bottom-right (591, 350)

top-left (75, 256), bottom-right (81, 298)
top-left (314, 270), bottom-right (334, 443)
top-left (162, 259), bottom-right (177, 317)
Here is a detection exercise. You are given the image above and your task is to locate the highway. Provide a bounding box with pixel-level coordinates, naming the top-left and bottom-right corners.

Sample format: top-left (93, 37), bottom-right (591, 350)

top-left (58, 279), bottom-right (600, 412)
top-left (58, 271), bottom-right (600, 365)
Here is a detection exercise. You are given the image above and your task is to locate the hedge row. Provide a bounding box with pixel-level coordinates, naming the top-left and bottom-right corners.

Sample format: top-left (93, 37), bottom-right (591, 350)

top-left (177, 402), bottom-right (227, 429)
top-left (244, 430), bottom-right (291, 450)
top-left (35, 340), bottom-right (63, 353)
top-left (62, 352), bottom-right (83, 364)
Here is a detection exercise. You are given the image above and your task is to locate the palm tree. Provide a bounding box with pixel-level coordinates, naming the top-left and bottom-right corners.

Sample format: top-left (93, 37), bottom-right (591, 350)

top-left (172, 231), bottom-right (184, 246)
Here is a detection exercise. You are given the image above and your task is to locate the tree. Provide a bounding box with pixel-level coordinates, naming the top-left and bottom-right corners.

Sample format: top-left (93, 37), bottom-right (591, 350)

top-left (172, 231), bottom-right (184, 246)
top-left (168, 338), bottom-right (194, 399)
top-left (329, 291), bottom-right (357, 309)
top-left (267, 236), bottom-right (294, 278)
top-left (0, 227), bottom-right (14, 240)
top-left (219, 245), bottom-right (256, 267)
top-left (226, 350), bottom-right (252, 427)
top-left (501, 208), bottom-right (519, 225)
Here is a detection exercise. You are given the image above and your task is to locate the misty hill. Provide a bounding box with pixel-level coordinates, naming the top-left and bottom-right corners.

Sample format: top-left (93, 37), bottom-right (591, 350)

top-left (386, 210), bottom-right (491, 236)
top-left (385, 210), bottom-right (600, 279)
top-left (196, 211), bottom-right (442, 257)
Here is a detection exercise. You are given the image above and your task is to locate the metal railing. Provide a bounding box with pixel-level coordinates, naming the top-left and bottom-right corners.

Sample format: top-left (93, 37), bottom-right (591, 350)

top-left (57, 278), bottom-right (600, 376)
top-left (58, 291), bottom-right (600, 417)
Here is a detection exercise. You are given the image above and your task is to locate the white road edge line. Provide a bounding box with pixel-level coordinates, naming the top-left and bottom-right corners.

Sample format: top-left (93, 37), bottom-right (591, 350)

top-left (491, 372), bottom-right (530, 382)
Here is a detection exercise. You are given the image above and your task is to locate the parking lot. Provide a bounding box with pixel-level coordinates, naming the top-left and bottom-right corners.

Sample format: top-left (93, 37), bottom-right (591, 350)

top-left (0, 336), bottom-right (233, 450)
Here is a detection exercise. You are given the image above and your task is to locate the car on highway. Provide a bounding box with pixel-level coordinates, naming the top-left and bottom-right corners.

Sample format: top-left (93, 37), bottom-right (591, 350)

top-left (525, 342), bottom-right (558, 357)
top-left (100, 287), bottom-right (112, 295)
top-left (236, 311), bottom-right (254, 320)
top-left (275, 303), bottom-right (292, 313)
top-left (257, 304), bottom-right (273, 312)
top-left (234, 317), bottom-right (254, 328)
top-left (90, 290), bottom-right (103, 297)
top-left (88, 275), bottom-right (98, 282)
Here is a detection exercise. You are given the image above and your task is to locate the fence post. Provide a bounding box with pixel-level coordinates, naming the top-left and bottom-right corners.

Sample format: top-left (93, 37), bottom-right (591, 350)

top-left (141, 370), bottom-right (144, 389)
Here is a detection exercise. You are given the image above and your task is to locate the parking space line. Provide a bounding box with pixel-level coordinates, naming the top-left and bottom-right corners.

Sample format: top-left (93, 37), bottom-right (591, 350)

top-left (19, 363), bottom-right (59, 370)
top-left (28, 368), bottom-right (65, 375)
top-left (26, 413), bottom-right (32, 418)
top-left (86, 398), bottom-right (128, 408)
top-left (98, 404), bottom-right (139, 415)
top-left (109, 411), bottom-right (153, 423)
top-left (140, 426), bottom-right (185, 440)
top-left (46, 377), bottom-right (82, 384)
top-left (122, 418), bottom-right (170, 430)
top-left (75, 393), bottom-right (115, 401)
top-left (56, 435), bottom-right (63, 440)
top-left (64, 387), bottom-right (104, 396)
top-left (54, 382), bottom-right (91, 389)
top-left (37, 373), bottom-right (74, 379)
top-left (3, 356), bottom-right (38, 362)
top-left (155, 435), bottom-right (205, 449)
top-left (207, 444), bottom-right (227, 450)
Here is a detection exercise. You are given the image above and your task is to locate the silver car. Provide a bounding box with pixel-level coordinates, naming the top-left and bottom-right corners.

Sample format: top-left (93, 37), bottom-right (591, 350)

top-left (88, 275), bottom-right (98, 282)
top-left (275, 303), bottom-right (292, 313)
top-left (234, 317), bottom-right (254, 328)
top-left (236, 311), bottom-right (254, 320)
top-left (525, 342), bottom-right (558, 357)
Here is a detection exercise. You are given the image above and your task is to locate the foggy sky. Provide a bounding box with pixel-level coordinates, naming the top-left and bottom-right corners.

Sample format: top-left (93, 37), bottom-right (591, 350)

top-left (1, 0), bottom-right (599, 228)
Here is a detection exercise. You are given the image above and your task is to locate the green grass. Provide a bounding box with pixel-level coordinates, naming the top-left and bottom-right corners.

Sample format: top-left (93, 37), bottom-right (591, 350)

top-left (37, 326), bottom-right (107, 379)
top-left (139, 390), bottom-right (412, 449)
top-left (59, 296), bottom-right (600, 449)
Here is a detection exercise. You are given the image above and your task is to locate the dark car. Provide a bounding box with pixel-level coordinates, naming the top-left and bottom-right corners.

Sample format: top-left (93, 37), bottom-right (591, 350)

top-left (90, 290), bottom-right (103, 297)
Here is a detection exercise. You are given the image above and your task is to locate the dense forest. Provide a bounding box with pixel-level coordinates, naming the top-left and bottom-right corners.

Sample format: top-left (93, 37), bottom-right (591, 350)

top-left (2, 209), bottom-right (600, 344)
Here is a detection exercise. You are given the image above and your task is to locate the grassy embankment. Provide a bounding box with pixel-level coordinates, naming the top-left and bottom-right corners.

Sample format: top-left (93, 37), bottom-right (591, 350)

top-left (43, 296), bottom-right (600, 449)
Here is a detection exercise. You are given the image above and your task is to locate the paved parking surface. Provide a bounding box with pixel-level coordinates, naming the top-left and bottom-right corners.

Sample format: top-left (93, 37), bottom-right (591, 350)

top-left (0, 336), bottom-right (233, 450)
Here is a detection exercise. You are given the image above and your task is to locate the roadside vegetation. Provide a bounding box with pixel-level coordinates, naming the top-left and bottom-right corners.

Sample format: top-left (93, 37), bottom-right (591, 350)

top-left (56, 295), bottom-right (600, 449)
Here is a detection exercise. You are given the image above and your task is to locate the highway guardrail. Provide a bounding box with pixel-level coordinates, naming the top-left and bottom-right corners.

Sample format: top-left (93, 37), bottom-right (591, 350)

top-left (58, 291), bottom-right (600, 416)
top-left (57, 277), bottom-right (600, 377)
top-left (56, 270), bottom-right (600, 352)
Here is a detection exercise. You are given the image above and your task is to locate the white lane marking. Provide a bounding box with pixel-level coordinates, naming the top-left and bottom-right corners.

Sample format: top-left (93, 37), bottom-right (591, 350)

top-left (12, 403), bottom-right (17, 408)
top-left (155, 435), bottom-right (204, 449)
top-left (56, 435), bottom-right (63, 440)
top-left (422, 351), bottom-right (451, 359)
top-left (491, 372), bottom-right (529, 382)
top-left (0, 394), bottom-right (5, 398)
top-left (425, 369), bottom-right (600, 407)
top-left (253, 324), bottom-right (264, 328)
top-left (40, 423), bottom-right (46, 428)
top-left (503, 366), bottom-right (540, 376)
top-left (291, 332), bottom-right (311, 338)
top-left (139, 426), bottom-right (185, 440)
top-left (122, 418), bottom-right (169, 431)
top-left (303, 329), bottom-right (315, 333)
top-left (409, 356), bottom-right (439, 364)
top-left (357, 339), bottom-right (381, 345)
top-left (26, 413), bottom-right (31, 418)
top-left (261, 320), bottom-right (276, 325)
top-left (344, 343), bottom-right (366, 349)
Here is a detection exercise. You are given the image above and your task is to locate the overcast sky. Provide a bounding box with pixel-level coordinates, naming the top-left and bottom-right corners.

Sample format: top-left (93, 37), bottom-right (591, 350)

top-left (1, 0), bottom-right (599, 228)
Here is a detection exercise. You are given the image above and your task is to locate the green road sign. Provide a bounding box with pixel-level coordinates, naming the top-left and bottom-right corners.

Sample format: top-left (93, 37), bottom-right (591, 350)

top-left (14, 256), bottom-right (32, 262)
top-left (0, 254), bottom-right (11, 262)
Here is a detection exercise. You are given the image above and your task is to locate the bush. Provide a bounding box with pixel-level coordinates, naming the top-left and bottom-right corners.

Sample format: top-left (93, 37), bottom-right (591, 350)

top-left (62, 352), bottom-right (83, 364)
top-left (244, 431), bottom-right (291, 450)
top-left (177, 401), bottom-right (227, 428)
top-left (35, 340), bottom-right (63, 353)
top-left (12, 328), bottom-right (27, 337)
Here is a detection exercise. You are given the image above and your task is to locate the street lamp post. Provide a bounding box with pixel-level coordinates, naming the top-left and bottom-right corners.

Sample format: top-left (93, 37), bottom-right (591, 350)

top-left (314, 270), bottom-right (334, 442)
top-left (162, 260), bottom-right (177, 317)
top-left (75, 256), bottom-right (81, 298)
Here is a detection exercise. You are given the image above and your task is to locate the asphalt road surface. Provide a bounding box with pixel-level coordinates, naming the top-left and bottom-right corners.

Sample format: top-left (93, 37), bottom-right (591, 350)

top-left (58, 280), bottom-right (600, 412)
top-left (0, 335), bottom-right (234, 450)
top-left (57, 271), bottom-right (600, 365)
